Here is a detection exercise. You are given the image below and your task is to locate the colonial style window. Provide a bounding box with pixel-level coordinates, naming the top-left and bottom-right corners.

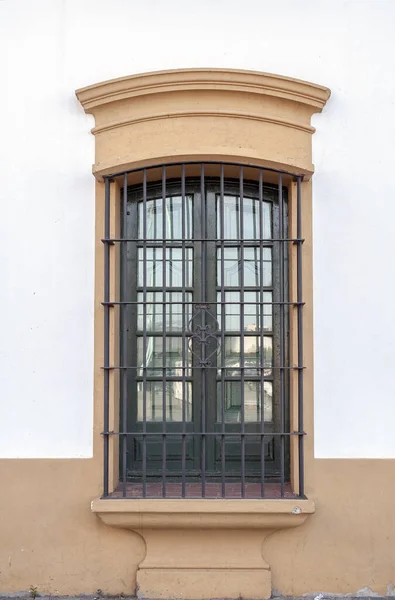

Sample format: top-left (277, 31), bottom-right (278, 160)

top-left (104, 162), bottom-right (299, 498)
top-left (78, 69), bottom-right (329, 600)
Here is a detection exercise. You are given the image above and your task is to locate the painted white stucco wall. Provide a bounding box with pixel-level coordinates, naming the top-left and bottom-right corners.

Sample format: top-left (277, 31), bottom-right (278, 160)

top-left (1, 0), bottom-right (395, 458)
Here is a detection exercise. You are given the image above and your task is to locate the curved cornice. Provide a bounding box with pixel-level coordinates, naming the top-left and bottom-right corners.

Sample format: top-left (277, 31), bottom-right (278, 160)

top-left (76, 68), bottom-right (330, 177)
top-left (76, 68), bottom-right (330, 112)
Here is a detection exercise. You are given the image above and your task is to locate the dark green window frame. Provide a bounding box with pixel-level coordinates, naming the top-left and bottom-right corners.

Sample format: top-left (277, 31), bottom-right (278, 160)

top-left (120, 173), bottom-right (289, 491)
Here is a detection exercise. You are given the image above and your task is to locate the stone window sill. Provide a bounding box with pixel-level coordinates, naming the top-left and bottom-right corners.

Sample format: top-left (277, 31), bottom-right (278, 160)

top-left (92, 496), bottom-right (315, 530)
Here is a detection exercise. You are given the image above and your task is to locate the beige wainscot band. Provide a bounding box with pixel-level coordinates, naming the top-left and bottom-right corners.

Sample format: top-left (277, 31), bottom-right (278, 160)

top-left (76, 68), bottom-right (330, 600)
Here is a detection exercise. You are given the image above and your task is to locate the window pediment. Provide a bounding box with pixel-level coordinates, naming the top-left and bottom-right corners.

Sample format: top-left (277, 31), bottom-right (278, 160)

top-left (76, 68), bottom-right (330, 179)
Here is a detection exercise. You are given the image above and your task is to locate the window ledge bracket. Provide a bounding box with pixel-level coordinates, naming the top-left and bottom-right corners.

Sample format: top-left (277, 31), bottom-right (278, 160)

top-left (91, 497), bottom-right (315, 599)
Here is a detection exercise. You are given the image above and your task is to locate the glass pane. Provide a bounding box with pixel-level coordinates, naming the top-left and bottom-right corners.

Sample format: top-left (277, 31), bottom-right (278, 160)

top-left (217, 247), bottom-right (272, 287)
top-left (217, 381), bottom-right (273, 422)
top-left (138, 247), bottom-right (193, 287)
top-left (216, 195), bottom-right (271, 240)
top-left (138, 292), bottom-right (192, 331)
top-left (138, 195), bottom-right (193, 240)
top-left (217, 291), bottom-right (272, 332)
top-left (137, 337), bottom-right (191, 377)
top-left (137, 381), bottom-right (192, 422)
top-left (218, 336), bottom-right (272, 377)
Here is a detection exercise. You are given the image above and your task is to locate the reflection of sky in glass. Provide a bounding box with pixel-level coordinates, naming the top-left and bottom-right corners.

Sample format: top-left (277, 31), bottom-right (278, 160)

top-left (138, 292), bottom-right (192, 332)
top-left (217, 247), bottom-right (272, 287)
top-left (138, 247), bottom-right (193, 287)
top-left (139, 196), bottom-right (193, 240)
top-left (217, 196), bottom-right (271, 240)
top-left (217, 291), bottom-right (272, 332)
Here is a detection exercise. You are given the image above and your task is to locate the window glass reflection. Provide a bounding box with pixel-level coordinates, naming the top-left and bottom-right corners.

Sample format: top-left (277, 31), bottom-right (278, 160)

top-left (138, 195), bottom-right (193, 240)
top-left (217, 381), bottom-right (273, 423)
top-left (137, 381), bottom-right (192, 422)
top-left (218, 336), bottom-right (272, 377)
top-left (138, 248), bottom-right (193, 288)
top-left (217, 247), bottom-right (272, 287)
top-left (216, 195), bottom-right (271, 239)
top-left (138, 292), bottom-right (192, 332)
top-left (217, 291), bottom-right (272, 331)
top-left (137, 336), bottom-right (192, 377)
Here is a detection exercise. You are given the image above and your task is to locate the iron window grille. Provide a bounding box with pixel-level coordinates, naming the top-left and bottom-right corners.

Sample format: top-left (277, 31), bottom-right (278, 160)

top-left (102, 162), bottom-right (305, 499)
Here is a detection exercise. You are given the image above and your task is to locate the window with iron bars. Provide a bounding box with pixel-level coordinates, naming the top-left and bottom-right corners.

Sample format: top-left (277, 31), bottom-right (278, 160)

top-left (103, 162), bottom-right (305, 499)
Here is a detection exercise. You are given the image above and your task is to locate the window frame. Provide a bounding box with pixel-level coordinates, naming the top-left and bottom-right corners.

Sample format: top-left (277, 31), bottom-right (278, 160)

top-left (121, 176), bottom-right (290, 487)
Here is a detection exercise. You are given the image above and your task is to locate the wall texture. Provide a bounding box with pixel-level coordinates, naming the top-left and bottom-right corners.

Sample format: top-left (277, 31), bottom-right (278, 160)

top-left (2, 0), bottom-right (395, 459)
top-left (1, 0), bottom-right (395, 596)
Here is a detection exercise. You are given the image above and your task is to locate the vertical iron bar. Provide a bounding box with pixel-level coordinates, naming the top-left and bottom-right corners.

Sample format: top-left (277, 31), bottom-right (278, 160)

top-left (239, 167), bottom-right (245, 498)
top-left (220, 165), bottom-right (226, 498)
top-left (259, 169), bottom-right (265, 498)
top-left (200, 163), bottom-right (206, 497)
top-left (162, 167), bottom-right (167, 498)
top-left (122, 173), bottom-right (128, 497)
top-left (181, 165), bottom-right (187, 498)
top-left (296, 176), bottom-right (305, 497)
top-left (278, 173), bottom-right (285, 497)
top-left (103, 177), bottom-right (111, 497)
top-left (142, 169), bottom-right (148, 498)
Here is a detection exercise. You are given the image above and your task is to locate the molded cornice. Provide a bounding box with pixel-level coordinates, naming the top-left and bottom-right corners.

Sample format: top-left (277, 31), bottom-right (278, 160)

top-left (76, 68), bottom-right (330, 112)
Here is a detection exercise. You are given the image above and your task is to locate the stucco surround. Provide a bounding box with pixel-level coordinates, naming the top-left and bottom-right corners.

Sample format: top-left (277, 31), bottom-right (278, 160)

top-left (73, 68), bottom-right (330, 600)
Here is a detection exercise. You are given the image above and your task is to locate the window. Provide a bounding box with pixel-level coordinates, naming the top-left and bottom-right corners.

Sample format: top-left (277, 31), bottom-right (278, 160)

top-left (104, 162), bottom-right (301, 499)
top-left (79, 68), bottom-right (328, 600)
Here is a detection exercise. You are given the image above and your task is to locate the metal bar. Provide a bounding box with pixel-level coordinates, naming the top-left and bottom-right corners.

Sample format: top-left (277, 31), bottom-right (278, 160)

top-left (181, 164), bottom-right (187, 498)
top-left (106, 160), bottom-right (305, 180)
top-left (278, 173), bottom-right (285, 498)
top-left (220, 164), bottom-right (226, 498)
top-left (104, 300), bottom-right (303, 306)
top-left (200, 163), bottom-right (206, 497)
top-left (259, 169), bottom-right (266, 497)
top-left (104, 431), bottom-right (304, 437)
top-left (122, 174), bottom-right (128, 497)
top-left (103, 177), bottom-right (111, 497)
top-left (239, 167), bottom-right (246, 498)
top-left (296, 176), bottom-right (305, 497)
top-left (142, 169), bottom-right (148, 498)
top-left (106, 366), bottom-right (304, 372)
top-left (102, 238), bottom-right (302, 243)
top-left (162, 167), bottom-right (167, 498)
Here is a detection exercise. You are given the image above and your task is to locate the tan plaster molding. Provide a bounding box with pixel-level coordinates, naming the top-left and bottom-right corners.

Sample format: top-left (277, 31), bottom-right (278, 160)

top-left (91, 110), bottom-right (315, 135)
top-left (76, 68), bottom-right (330, 112)
top-left (76, 68), bottom-right (330, 178)
top-left (92, 497), bottom-right (315, 530)
top-left (93, 498), bottom-right (315, 599)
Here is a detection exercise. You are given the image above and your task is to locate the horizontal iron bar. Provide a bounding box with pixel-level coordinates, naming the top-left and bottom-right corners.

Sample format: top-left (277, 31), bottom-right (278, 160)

top-left (102, 301), bottom-right (304, 306)
top-left (102, 238), bottom-right (304, 244)
top-left (102, 431), bottom-right (306, 437)
top-left (103, 160), bottom-right (305, 179)
top-left (102, 366), bottom-right (305, 371)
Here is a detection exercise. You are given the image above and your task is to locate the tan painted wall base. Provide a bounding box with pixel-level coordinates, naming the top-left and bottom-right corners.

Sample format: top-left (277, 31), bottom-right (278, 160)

top-left (137, 568), bottom-right (271, 600)
top-left (1, 459), bottom-right (395, 597)
top-left (136, 530), bottom-right (271, 600)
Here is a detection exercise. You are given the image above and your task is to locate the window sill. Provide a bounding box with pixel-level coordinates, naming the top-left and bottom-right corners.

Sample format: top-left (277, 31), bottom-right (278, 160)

top-left (91, 496), bottom-right (315, 530)
top-left (92, 496), bottom-right (314, 598)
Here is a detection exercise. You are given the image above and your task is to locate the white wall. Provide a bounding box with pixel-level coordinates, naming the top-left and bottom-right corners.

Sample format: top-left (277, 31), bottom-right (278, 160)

top-left (1, 0), bottom-right (395, 458)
